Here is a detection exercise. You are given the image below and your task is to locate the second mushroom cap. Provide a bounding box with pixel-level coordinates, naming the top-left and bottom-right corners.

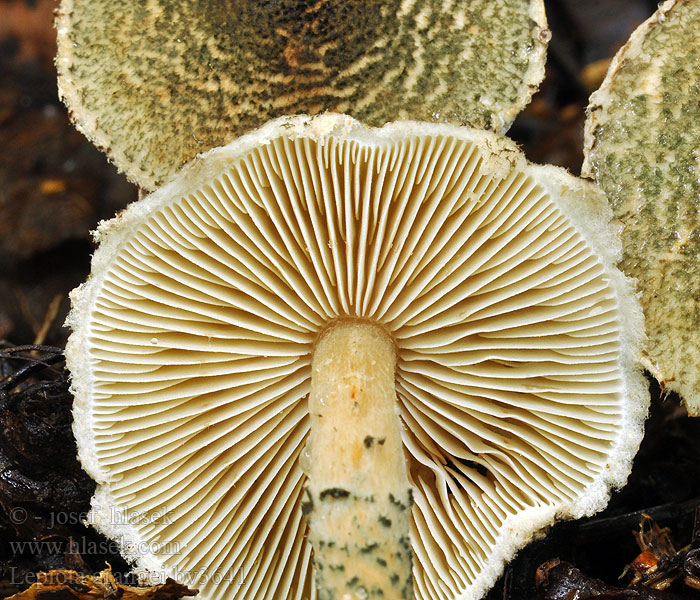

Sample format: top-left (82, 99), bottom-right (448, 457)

top-left (56, 0), bottom-right (550, 190)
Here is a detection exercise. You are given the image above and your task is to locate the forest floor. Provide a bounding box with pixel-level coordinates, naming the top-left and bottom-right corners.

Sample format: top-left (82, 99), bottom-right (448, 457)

top-left (1, 0), bottom-right (699, 599)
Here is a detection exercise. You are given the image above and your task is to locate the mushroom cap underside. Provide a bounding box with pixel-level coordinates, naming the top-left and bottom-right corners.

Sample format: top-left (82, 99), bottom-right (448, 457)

top-left (67, 115), bottom-right (648, 600)
top-left (56, 0), bottom-right (549, 190)
top-left (583, 0), bottom-right (700, 416)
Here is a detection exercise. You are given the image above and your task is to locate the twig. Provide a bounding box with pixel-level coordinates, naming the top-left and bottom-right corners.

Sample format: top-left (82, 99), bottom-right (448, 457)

top-left (33, 294), bottom-right (62, 346)
top-left (0, 345), bottom-right (65, 391)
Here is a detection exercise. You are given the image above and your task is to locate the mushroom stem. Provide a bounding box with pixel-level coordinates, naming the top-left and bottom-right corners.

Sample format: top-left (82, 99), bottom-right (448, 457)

top-left (305, 320), bottom-right (413, 600)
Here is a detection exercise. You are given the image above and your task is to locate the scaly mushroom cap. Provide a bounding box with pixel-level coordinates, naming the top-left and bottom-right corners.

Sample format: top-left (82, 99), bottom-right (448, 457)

top-left (583, 0), bottom-right (700, 416)
top-left (55, 0), bottom-right (549, 190)
top-left (67, 115), bottom-right (648, 600)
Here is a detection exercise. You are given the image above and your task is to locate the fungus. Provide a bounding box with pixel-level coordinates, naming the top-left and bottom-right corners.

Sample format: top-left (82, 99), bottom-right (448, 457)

top-left (67, 115), bottom-right (648, 600)
top-left (583, 0), bottom-right (700, 416)
top-left (55, 0), bottom-right (549, 190)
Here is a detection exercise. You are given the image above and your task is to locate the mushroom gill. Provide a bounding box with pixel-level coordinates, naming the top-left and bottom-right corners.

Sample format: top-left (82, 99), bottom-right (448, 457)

top-left (67, 115), bottom-right (648, 600)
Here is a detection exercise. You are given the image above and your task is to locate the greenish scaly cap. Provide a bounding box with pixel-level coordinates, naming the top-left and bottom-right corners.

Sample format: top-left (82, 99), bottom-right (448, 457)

top-left (583, 0), bottom-right (700, 416)
top-left (56, 0), bottom-right (549, 191)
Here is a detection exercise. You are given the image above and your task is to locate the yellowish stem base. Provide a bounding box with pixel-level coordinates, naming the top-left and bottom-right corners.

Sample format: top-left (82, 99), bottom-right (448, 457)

top-left (305, 321), bottom-right (413, 600)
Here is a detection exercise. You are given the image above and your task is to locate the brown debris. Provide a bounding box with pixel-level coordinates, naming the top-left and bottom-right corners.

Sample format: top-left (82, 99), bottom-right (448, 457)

top-left (0, 344), bottom-right (92, 522)
top-left (32, 296), bottom-right (63, 346)
top-left (536, 511), bottom-right (700, 600)
top-left (0, 346), bottom-right (98, 573)
top-left (581, 57), bottom-right (613, 93)
top-left (536, 559), bottom-right (685, 600)
top-left (683, 509), bottom-right (700, 591)
top-left (38, 180), bottom-right (69, 196)
top-left (2, 568), bottom-right (197, 600)
top-left (0, 1), bottom-right (136, 346)
top-left (623, 514), bottom-right (686, 590)
top-left (0, 0), bottom-right (57, 68)
top-left (685, 549), bottom-right (700, 592)
top-left (509, 69), bottom-right (588, 176)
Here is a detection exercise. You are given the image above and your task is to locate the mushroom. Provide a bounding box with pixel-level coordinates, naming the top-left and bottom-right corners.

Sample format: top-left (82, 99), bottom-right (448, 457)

top-left (67, 115), bottom-right (648, 600)
top-left (583, 0), bottom-right (700, 416)
top-left (55, 0), bottom-right (550, 190)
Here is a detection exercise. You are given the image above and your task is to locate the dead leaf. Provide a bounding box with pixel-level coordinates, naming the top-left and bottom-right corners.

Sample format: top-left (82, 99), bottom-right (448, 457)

top-left (3, 568), bottom-right (198, 600)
